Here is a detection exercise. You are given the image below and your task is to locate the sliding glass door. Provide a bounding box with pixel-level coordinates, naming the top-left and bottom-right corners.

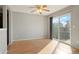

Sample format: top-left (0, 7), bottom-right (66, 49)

top-left (59, 14), bottom-right (71, 44)
top-left (52, 17), bottom-right (59, 40)
top-left (52, 13), bottom-right (71, 44)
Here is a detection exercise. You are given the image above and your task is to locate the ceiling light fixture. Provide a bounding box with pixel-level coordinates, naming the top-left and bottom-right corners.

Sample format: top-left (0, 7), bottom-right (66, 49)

top-left (30, 5), bottom-right (50, 14)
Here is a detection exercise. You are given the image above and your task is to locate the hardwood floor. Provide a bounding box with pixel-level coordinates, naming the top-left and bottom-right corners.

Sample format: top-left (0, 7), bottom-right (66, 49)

top-left (8, 39), bottom-right (79, 54)
top-left (7, 39), bottom-right (51, 54)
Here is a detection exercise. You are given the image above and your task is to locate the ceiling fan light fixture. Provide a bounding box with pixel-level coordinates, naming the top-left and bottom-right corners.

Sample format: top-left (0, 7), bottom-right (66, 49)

top-left (30, 5), bottom-right (50, 14)
top-left (39, 9), bottom-right (42, 12)
top-left (36, 9), bottom-right (42, 14)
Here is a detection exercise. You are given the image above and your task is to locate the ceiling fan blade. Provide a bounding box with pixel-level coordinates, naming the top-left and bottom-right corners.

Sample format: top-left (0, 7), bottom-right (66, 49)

top-left (43, 5), bottom-right (47, 8)
top-left (43, 9), bottom-right (50, 12)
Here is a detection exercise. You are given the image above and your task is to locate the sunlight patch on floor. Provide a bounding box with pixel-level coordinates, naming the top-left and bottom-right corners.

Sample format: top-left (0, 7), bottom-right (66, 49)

top-left (54, 42), bottom-right (72, 54)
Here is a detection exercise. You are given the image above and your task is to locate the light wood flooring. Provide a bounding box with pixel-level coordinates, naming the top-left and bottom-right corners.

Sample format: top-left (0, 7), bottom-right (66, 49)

top-left (8, 39), bottom-right (79, 54)
top-left (7, 39), bottom-right (51, 54)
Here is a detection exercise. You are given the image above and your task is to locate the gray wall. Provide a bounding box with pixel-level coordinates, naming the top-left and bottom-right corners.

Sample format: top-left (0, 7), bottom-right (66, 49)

top-left (3, 5), bottom-right (7, 28)
top-left (12, 12), bottom-right (48, 41)
top-left (71, 6), bottom-right (79, 48)
top-left (48, 5), bottom-right (79, 48)
top-left (9, 11), bottom-right (14, 44)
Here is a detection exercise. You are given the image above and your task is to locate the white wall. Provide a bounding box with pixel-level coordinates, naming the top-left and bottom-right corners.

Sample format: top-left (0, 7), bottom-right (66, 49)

top-left (0, 29), bottom-right (7, 53)
top-left (12, 12), bottom-right (48, 41)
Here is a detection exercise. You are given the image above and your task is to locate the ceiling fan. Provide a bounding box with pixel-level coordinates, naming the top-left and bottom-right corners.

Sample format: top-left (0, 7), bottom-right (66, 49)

top-left (29, 5), bottom-right (50, 14)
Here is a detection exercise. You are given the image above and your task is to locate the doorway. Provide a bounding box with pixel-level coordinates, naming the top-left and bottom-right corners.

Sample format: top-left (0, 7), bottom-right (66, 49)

top-left (52, 13), bottom-right (71, 44)
top-left (7, 10), bottom-right (9, 45)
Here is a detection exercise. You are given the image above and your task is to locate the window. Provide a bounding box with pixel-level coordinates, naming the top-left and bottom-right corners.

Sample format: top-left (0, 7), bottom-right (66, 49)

top-left (52, 13), bottom-right (71, 44)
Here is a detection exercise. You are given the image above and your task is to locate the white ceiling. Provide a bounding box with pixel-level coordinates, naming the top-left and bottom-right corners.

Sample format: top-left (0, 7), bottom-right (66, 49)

top-left (8, 5), bottom-right (69, 16)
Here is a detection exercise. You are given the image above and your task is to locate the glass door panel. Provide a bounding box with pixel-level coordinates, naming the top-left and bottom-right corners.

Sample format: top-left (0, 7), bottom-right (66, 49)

top-left (59, 14), bottom-right (71, 44)
top-left (52, 17), bottom-right (59, 40)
